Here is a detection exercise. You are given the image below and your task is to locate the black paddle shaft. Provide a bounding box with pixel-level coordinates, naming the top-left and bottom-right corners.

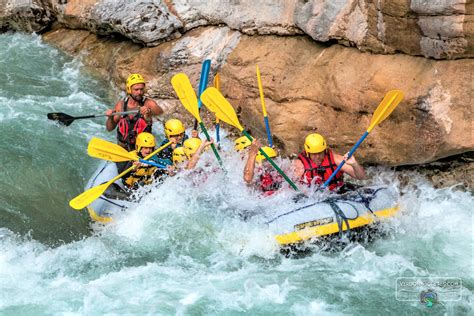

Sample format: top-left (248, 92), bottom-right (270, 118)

top-left (47, 110), bottom-right (138, 126)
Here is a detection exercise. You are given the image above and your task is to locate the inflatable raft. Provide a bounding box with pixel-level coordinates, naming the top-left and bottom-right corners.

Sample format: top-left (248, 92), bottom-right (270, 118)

top-left (265, 186), bottom-right (399, 248)
top-left (84, 162), bottom-right (399, 248)
top-left (85, 161), bottom-right (134, 223)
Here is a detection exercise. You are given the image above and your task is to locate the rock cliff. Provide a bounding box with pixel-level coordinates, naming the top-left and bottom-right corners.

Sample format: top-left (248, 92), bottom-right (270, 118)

top-left (1, 0), bottom-right (472, 169)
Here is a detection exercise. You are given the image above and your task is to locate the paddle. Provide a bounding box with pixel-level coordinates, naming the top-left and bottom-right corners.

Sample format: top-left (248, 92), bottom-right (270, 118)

top-left (201, 87), bottom-right (299, 191)
top-left (171, 73), bottom-right (222, 165)
top-left (322, 90), bottom-right (404, 188)
top-left (47, 110), bottom-right (138, 126)
top-left (69, 141), bottom-right (172, 210)
top-left (256, 65), bottom-right (273, 147)
top-left (214, 73), bottom-right (221, 145)
top-left (193, 59), bottom-right (211, 130)
top-left (87, 137), bottom-right (167, 168)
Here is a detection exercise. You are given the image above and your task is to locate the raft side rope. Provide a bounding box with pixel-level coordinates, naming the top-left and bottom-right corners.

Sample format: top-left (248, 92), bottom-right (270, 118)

top-left (326, 199), bottom-right (353, 238)
top-left (264, 201), bottom-right (319, 225)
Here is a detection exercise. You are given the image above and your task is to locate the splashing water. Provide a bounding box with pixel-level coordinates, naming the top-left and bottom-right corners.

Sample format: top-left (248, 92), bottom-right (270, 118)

top-left (0, 33), bottom-right (472, 314)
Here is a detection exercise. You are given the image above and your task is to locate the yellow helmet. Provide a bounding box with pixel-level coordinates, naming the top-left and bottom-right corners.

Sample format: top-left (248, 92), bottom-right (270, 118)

top-left (172, 147), bottom-right (187, 165)
top-left (126, 73), bottom-right (146, 94)
top-left (256, 146), bottom-right (278, 163)
top-left (234, 136), bottom-right (252, 152)
top-left (183, 138), bottom-right (202, 159)
top-left (164, 119), bottom-right (185, 138)
top-left (304, 133), bottom-right (327, 154)
top-left (135, 132), bottom-right (156, 152)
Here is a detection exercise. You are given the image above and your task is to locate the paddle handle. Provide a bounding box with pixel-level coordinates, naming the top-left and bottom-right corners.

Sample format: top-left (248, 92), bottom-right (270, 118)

top-left (263, 116), bottom-right (273, 147)
top-left (216, 122), bottom-right (220, 143)
top-left (323, 131), bottom-right (369, 188)
top-left (194, 59), bottom-right (212, 130)
top-left (199, 122), bottom-right (222, 165)
top-left (138, 159), bottom-right (166, 169)
top-left (242, 130), bottom-right (299, 191)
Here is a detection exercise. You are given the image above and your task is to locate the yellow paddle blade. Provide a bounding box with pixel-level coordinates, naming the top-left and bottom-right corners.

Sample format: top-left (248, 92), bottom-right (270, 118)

top-left (171, 73), bottom-right (201, 122)
top-left (200, 87), bottom-right (218, 114)
top-left (87, 137), bottom-right (138, 162)
top-left (368, 90), bottom-right (404, 132)
top-left (69, 141), bottom-right (172, 210)
top-left (256, 65), bottom-right (268, 117)
top-left (69, 182), bottom-right (109, 210)
top-left (201, 87), bottom-right (244, 132)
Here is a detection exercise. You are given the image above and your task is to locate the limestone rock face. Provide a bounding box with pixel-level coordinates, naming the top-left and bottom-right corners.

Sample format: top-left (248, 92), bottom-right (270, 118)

top-left (42, 27), bottom-right (472, 165)
top-left (411, 0), bottom-right (474, 59)
top-left (294, 0), bottom-right (473, 59)
top-left (0, 0), bottom-right (53, 33)
top-left (3, 1), bottom-right (472, 58)
top-left (51, 0), bottom-right (182, 46)
top-left (219, 35), bottom-right (472, 165)
top-left (171, 0), bottom-right (303, 35)
top-left (171, 0), bottom-right (473, 59)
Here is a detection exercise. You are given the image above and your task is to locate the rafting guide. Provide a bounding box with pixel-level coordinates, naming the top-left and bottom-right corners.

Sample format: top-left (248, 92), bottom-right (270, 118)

top-left (105, 73), bottom-right (164, 151)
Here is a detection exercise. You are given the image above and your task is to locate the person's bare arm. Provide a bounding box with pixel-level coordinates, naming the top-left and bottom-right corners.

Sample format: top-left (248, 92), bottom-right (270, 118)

top-left (142, 98), bottom-right (164, 121)
top-left (186, 140), bottom-right (213, 170)
top-left (105, 100), bottom-right (123, 131)
top-left (335, 153), bottom-right (367, 180)
top-left (291, 159), bottom-right (305, 181)
top-left (244, 140), bottom-right (260, 184)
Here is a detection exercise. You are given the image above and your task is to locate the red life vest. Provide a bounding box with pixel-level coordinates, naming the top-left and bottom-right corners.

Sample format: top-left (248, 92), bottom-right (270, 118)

top-left (256, 167), bottom-right (282, 196)
top-left (117, 97), bottom-right (152, 150)
top-left (298, 149), bottom-right (344, 191)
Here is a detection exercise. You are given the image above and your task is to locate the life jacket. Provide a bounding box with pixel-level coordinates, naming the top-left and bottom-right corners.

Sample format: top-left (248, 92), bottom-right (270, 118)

top-left (256, 167), bottom-right (282, 196)
top-left (123, 151), bottom-right (157, 189)
top-left (117, 97), bottom-right (152, 150)
top-left (298, 149), bottom-right (344, 191)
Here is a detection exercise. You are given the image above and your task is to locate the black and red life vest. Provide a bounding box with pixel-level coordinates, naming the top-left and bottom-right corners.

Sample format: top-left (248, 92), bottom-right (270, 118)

top-left (298, 149), bottom-right (344, 191)
top-left (117, 97), bottom-right (152, 150)
top-left (256, 167), bottom-right (282, 196)
top-left (120, 151), bottom-right (157, 189)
